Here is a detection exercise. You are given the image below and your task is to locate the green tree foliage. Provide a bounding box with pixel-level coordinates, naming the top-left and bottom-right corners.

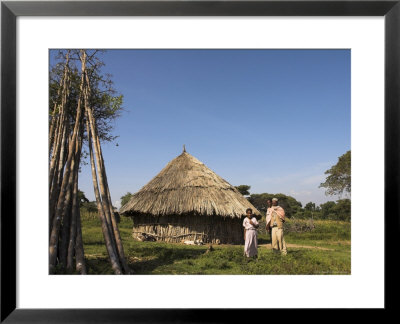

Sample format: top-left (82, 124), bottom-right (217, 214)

top-left (303, 202), bottom-right (316, 219)
top-left (235, 185), bottom-right (251, 196)
top-left (78, 190), bottom-right (98, 219)
top-left (248, 193), bottom-right (302, 218)
top-left (82, 201), bottom-right (98, 213)
top-left (320, 201), bottom-right (337, 219)
top-left (320, 150), bottom-right (351, 196)
top-left (304, 202), bottom-right (316, 211)
top-left (245, 191), bottom-right (350, 221)
top-left (317, 200), bottom-right (351, 221)
top-left (120, 192), bottom-right (133, 208)
top-left (80, 200), bottom-right (98, 220)
top-left (77, 190), bottom-right (89, 207)
top-left (332, 199), bottom-right (351, 221)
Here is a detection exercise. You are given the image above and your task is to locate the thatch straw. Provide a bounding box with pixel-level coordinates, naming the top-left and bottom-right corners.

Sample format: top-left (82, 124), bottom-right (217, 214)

top-left (120, 151), bottom-right (260, 218)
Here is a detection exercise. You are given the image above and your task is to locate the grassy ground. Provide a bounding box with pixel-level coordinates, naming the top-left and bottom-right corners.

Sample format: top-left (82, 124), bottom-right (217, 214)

top-left (78, 217), bottom-right (350, 275)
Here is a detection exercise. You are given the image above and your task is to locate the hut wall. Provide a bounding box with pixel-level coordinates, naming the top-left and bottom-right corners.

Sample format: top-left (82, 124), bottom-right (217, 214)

top-left (131, 214), bottom-right (244, 244)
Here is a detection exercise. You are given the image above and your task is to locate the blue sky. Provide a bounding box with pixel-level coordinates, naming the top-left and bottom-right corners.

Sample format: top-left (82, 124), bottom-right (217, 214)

top-left (51, 49), bottom-right (350, 208)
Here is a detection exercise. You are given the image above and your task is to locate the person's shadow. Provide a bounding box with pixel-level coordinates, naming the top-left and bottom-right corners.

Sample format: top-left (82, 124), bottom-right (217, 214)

top-left (128, 245), bottom-right (207, 274)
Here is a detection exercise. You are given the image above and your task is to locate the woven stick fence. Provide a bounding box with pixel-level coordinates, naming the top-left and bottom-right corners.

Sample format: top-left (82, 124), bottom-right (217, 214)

top-left (130, 214), bottom-right (244, 244)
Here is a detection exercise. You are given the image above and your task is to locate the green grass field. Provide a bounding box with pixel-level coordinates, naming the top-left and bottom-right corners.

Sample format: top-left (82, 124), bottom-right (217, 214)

top-left (77, 216), bottom-right (350, 275)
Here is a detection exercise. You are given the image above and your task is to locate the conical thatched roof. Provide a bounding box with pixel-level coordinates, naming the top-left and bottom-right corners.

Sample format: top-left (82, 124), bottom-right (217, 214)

top-left (120, 150), bottom-right (260, 218)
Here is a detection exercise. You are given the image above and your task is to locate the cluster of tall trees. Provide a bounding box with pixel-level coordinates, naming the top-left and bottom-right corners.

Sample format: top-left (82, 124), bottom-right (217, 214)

top-left (235, 151), bottom-right (351, 221)
top-left (240, 192), bottom-right (351, 222)
top-left (49, 50), bottom-right (129, 274)
top-left (305, 199), bottom-right (351, 221)
top-left (246, 192), bottom-right (303, 218)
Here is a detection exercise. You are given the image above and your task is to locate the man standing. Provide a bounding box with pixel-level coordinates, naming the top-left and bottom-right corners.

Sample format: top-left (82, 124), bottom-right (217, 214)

top-left (267, 197), bottom-right (287, 255)
top-left (265, 198), bottom-right (272, 234)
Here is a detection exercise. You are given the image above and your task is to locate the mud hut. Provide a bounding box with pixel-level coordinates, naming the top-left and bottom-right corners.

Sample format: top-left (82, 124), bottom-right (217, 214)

top-left (120, 148), bottom-right (261, 244)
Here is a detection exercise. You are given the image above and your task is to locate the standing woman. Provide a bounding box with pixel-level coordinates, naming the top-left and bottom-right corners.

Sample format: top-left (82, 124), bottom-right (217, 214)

top-left (243, 208), bottom-right (259, 259)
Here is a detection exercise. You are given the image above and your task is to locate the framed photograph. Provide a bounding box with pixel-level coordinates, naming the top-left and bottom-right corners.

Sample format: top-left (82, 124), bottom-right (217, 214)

top-left (1, 0), bottom-right (398, 321)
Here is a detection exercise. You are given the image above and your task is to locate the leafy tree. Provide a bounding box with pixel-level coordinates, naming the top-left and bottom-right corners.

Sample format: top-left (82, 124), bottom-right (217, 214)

top-left (302, 202), bottom-right (316, 219)
top-left (317, 199), bottom-right (351, 221)
top-left (333, 199), bottom-right (351, 221)
top-left (81, 201), bottom-right (98, 215)
top-left (248, 193), bottom-right (302, 218)
top-left (120, 192), bottom-right (133, 208)
top-left (320, 201), bottom-right (337, 220)
top-left (77, 190), bottom-right (89, 207)
top-left (304, 202), bottom-right (316, 212)
top-left (320, 150), bottom-right (351, 196)
top-left (235, 185), bottom-right (251, 196)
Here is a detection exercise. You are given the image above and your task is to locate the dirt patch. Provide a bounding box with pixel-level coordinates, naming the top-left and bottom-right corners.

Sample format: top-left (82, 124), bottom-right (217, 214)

top-left (208, 242), bottom-right (337, 251)
top-left (259, 243), bottom-right (334, 251)
top-left (331, 240), bottom-right (351, 245)
top-left (85, 253), bottom-right (108, 259)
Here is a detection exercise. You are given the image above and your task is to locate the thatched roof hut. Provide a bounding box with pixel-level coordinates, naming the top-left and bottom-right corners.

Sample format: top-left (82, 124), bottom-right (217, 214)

top-left (120, 149), bottom-right (260, 244)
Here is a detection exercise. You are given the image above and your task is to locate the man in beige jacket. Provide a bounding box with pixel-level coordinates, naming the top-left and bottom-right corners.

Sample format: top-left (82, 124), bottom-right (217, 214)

top-left (266, 198), bottom-right (287, 255)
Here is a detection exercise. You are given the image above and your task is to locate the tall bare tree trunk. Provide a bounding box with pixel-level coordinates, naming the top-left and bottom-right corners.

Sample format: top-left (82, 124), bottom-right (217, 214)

top-left (49, 124), bottom-right (69, 232)
top-left (84, 69), bottom-right (129, 274)
top-left (75, 205), bottom-right (87, 274)
top-left (104, 165), bottom-right (130, 273)
top-left (49, 114), bottom-right (59, 157)
top-left (49, 114), bottom-right (64, 190)
top-left (59, 129), bottom-right (82, 269)
top-left (85, 113), bottom-right (122, 274)
top-left (49, 52), bottom-right (86, 273)
top-left (49, 54), bottom-right (70, 187)
top-left (67, 130), bottom-right (83, 270)
top-left (49, 51), bottom-right (70, 155)
top-left (49, 49), bottom-right (127, 275)
top-left (58, 166), bottom-right (74, 268)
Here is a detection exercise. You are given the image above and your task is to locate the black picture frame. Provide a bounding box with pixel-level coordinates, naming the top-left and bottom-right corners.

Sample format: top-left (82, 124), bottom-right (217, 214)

top-left (1, 0), bottom-right (398, 322)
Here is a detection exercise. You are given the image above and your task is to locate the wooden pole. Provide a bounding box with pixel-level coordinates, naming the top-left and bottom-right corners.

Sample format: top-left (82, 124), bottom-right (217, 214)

top-left (67, 128), bottom-right (83, 270)
top-left (49, 49), bottom-right (128, 274)
top-left (85, 112), bottom-right (122, 274)
top-left (49, 51), bottom-right (86, 273)
top-left (83, 65), bottom-right (129, 274)
top-left (49, 53), bottom-right (70, 188)
top-left (75, 203), bottom-right (87, 274)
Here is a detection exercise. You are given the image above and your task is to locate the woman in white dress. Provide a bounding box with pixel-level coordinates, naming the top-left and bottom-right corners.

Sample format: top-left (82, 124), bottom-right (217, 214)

top-left (243, 208), bottom-right (259, 259)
